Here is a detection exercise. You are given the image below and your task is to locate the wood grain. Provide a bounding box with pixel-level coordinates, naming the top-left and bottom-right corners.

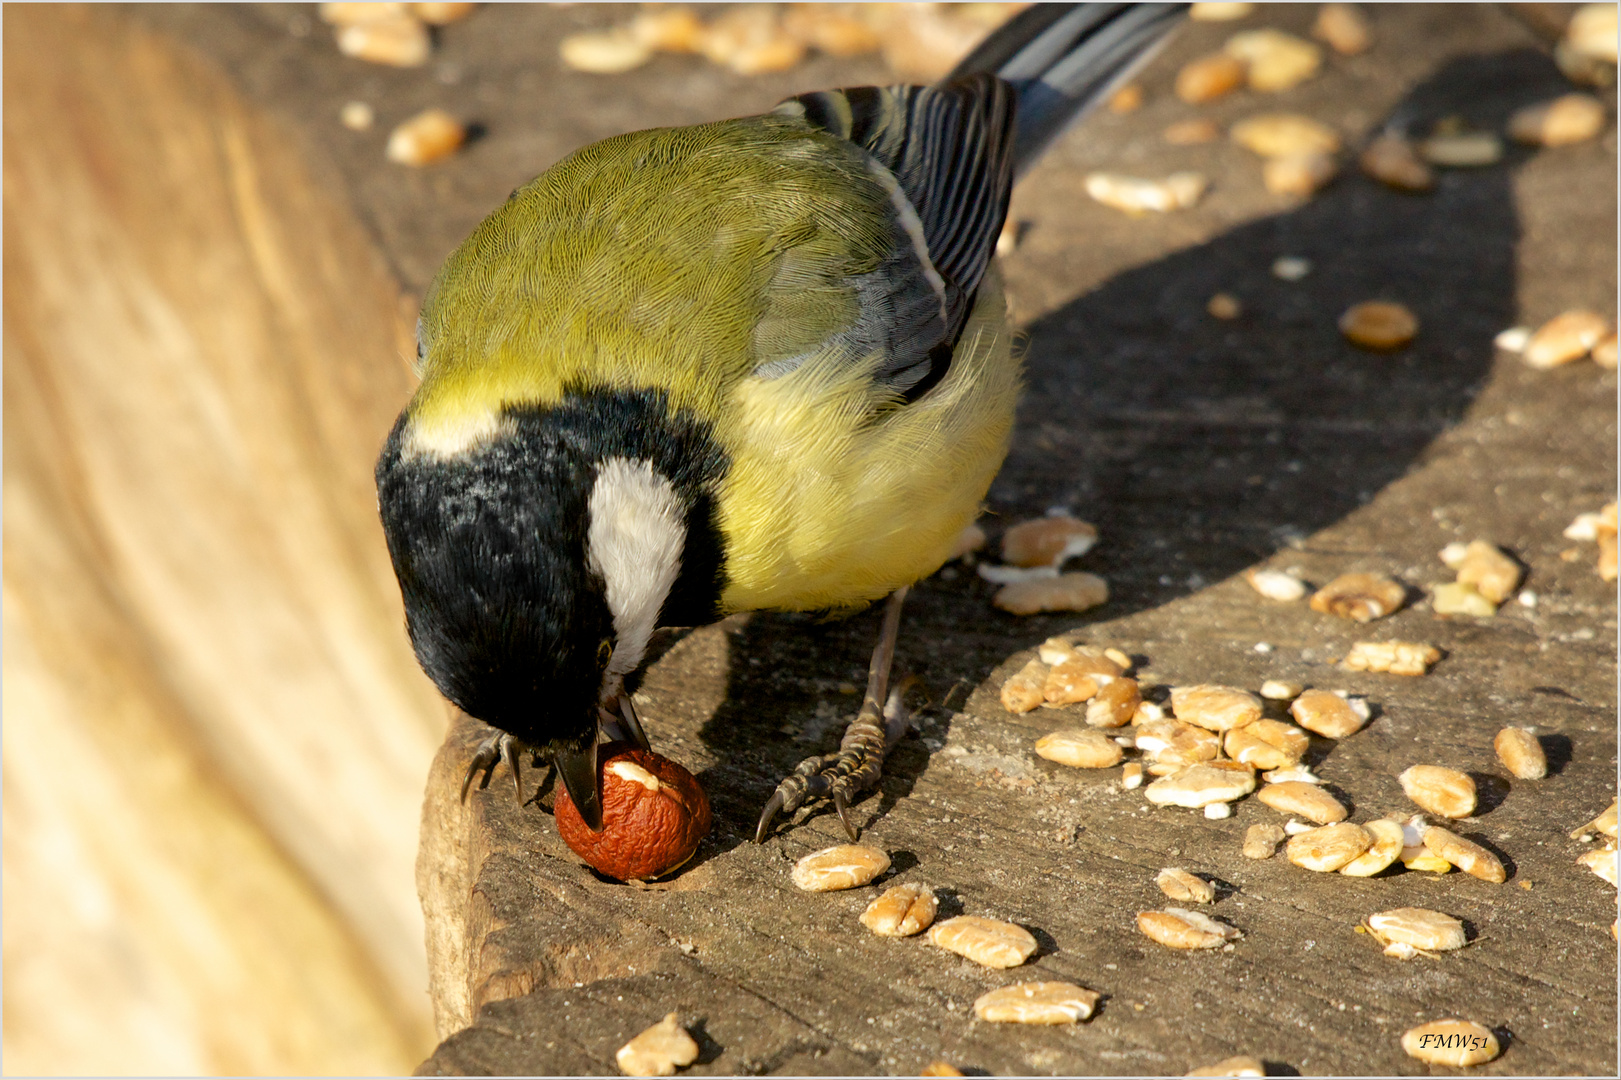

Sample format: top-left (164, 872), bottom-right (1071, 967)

top-left (3, 6), bottom-right (443, 1071)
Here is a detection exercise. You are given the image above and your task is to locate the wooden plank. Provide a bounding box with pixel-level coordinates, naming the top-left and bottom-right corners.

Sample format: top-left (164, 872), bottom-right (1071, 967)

top-left (409, 5), bottom-right (1617, 1075)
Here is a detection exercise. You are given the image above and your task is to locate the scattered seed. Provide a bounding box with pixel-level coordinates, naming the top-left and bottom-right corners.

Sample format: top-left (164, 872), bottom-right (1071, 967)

top-left (950, 522), bottom-right (987, 559)
top-left (1508, 93), bottom-right (1607, 147)
top-left (1342, 640), bottom-right (1441, 676)
top-left (1122, 762), bottom-right (1144, 790)
top-left (1422, 826), bottom-right (1505, 882)
top-left (1455, 542), bottom-right (1520, 603)
top-left (1167, 118), bottom-right (1224, 147)
top-left (1176, 53), bottom-right (1246, 102)
top-left (1204, 802), bottom-right (1233, 819)
top-left (697, 5), bottom-right (805, 74)
top-left (1088, 677), bottom-right (1141, 728)
top-left (1052, 648), bottom-right (1124, 680)
top-left (791, 844), bottom-right (890, 892)
top-left (1257, 781), bottom-right (1348, 824)
top-left (1172, 685), bottom-right (1263, 731)
top-left (1287, 822), bottom-right (1373, 871)
top-left (1432, 581), bottom-right (1497, 616)
top-left (1207, 292), bottom-right (1244, 319)
top-left (1570, 800), bottom-right (1618, 840)
top-left (860, 883), bottom-right (937, 937)
top-left (1339, 301), bottom-right (1419, 350)
top-left (1085, 172), bottom-right (1209, 213)
top-left (1523, 309), bottom-right (1612, 368)
top-left (1401, 1019), bottom-right (1500, 1066)
top-left (1037, 635), bottom-right (1082, 665)
top-left (1231, 113), bottom-right (1340, 157)
top-left (339, 100), bottom-right (375, 130)
top-left (411, 3), bottom-right (478, 25)
top-left (1245, 567), bottom-right (1308, 602)
top-left (918, 1063), bottom-right (963, 1078)
top-left (1134, 719), bottom-right (1222, 769)
top-left (1243, 822), bottom-right (1286, 859)
top-left (1289, 689), bottom-right (1365, 738)
top-left (1400, 815), bottom-right (1454, 873)
top-left (994, 573), bottom-right (1109, 615)
top-left (1493, 727), bottom-right (1546, 780)
top-left (1311, 572), bottom-right (1406, 621)
top-left (1272, 255), bottom-right (1312, 280)
top-left (1137, 908), bottom-right (1242, 949)
top-left (319, 3), bottom-right (408, 25)
top-left (1312, 2), bottom-right (1372, 54)
top-left (927, 916), bottom-right (1037, 969)
top-left (1157, 868), bottom-right (1216, 903)
top-left (1359, 133), bottom-right (1435, 191)
top-left (335, 13), bottom-right (431, 66)
top-left (1190, 2), bottom-right (1255, 21)
top-left (1284, 818), bottom-right (1317, 836)
top-left (1133, 700), bottom-right (1167, 724)
top-left (1593, 330), bottom-right (1618, 368)
top-left (1105, 83), bottom-right (1143, 113)
top-left (1259, 679), bottom-right (1302, 700)
top-left (1225, 720), bottom-right (1309, 769)
top-left (779, 5), bottom-right (876, 56)
top-left (1000, 658), bottom-right (1050, 714)
top-left (1566, 3), bottom-right (1620, 62)
top-left (1225, 29), bottom-right (1322, 92)
top-left (1494, 325), bottom-right (1532, 353)
top-left (385, 108), bottom-right (466, 166)
top-left (1579, 847), bottom-right (1618, 886)
top-left (1264, 152), bottom-right (1338, 196)
top-left (1264, 764), bottom-right (1322, 785)
top-left (1420, 131), bottom-right (1504, 167)
top-left (1145, 761), bottom-right (1257, 808)
top-left (1340, 818), bottom-right (1405, 876)
top-left (1366, 908), bottom-right (1467, 956)
top-left (1400, 765), bottom-right (1476, 818)
top-left (973, 981), bottom-right (1099, 1024)
top-left (1036, 728), bottom-right (1124, 769)
top-left (1186, 1055), bottom-right (1266, 1077)
top-left (1002, 514), bottom-right (1098, 567)
top-left (616, 1013), bottom-right (699, 1077)
top-left (1044, 663), bottom-right (1104, 705)
top-left (559, 26), bottom-right (654, 72)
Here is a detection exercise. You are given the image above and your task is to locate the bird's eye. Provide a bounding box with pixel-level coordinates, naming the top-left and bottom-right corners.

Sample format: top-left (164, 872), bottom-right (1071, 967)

top-left (597, 638), bottom-right (614, 666)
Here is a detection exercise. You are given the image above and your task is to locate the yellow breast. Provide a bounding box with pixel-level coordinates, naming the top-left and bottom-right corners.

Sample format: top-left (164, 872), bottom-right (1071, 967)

top-left (715, 272), bottom-right (1019, 614)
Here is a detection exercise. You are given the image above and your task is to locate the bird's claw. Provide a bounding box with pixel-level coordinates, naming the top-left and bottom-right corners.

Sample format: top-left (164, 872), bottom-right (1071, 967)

top-left (460, 730), bottom-right (535, 804)
top-left (754, 679), bottom-right (915, 843)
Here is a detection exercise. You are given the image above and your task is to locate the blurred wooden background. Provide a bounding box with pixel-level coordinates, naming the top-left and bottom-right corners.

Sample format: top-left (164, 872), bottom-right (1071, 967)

top-left (4, 5), bottom-right (446, 1071)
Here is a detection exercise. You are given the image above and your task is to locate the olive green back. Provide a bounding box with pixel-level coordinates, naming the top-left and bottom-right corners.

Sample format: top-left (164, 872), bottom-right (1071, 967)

top-left (409, 115), bottom-right (895, 431)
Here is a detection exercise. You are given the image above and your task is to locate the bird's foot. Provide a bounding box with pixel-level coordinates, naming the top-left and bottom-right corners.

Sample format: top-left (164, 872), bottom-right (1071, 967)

top-left (755, 678), bottom-right (915, 843)
top-left (460, 729), bottom-right (538, 804)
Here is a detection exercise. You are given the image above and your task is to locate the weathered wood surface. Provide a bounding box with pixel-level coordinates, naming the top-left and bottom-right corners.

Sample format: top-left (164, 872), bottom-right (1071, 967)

top-left (410, 5), bottom-right (1618, 1075)
top-left (4, 3), bottom-right (1613, 1075)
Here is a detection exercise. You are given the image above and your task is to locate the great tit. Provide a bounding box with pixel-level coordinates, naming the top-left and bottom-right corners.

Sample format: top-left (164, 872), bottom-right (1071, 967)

top-left (375, 3), bottom-right (1187, 838)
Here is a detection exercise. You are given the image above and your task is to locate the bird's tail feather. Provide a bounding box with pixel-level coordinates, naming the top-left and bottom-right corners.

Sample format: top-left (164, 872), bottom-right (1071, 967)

top-left (947, 3), bottom-right (1190, 175)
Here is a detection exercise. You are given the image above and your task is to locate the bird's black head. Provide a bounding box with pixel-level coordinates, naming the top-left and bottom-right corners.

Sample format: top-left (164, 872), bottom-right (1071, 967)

top-left (374, 409), bottom-right (611, 761)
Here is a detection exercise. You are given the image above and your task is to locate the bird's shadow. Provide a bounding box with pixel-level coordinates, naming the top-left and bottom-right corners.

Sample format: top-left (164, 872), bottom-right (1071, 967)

top-left (694, 50), bottom-right (1568, 843)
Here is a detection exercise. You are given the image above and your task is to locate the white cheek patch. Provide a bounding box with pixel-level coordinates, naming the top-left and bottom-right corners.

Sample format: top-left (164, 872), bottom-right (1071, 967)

top-left (587, 458), bottom-right (685, 678)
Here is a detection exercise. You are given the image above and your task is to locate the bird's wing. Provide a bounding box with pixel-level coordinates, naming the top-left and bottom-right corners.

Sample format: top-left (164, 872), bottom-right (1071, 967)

top-left (763, 76), bottom-right (1016, 399)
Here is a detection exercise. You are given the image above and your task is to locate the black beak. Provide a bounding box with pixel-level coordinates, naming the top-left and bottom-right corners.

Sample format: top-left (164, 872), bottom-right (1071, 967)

top-left (555, 740), bottom-right (602, 831)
